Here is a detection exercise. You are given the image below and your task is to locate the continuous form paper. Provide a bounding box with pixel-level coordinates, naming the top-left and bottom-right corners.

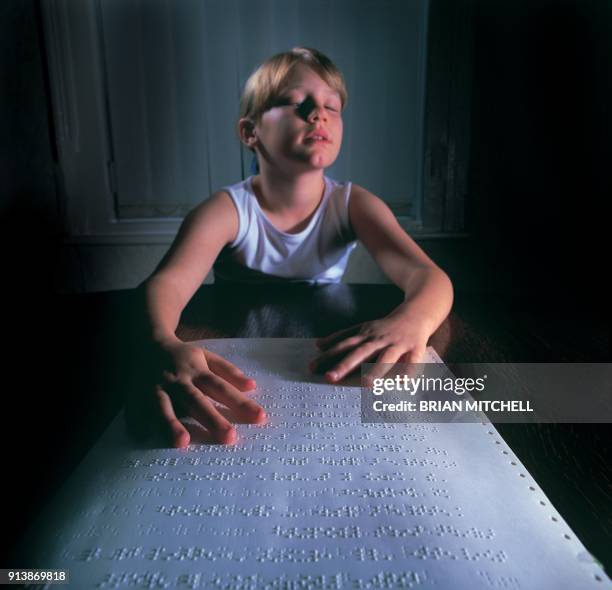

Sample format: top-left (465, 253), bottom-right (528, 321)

top-left (18, 339), bottom-right (609, 589)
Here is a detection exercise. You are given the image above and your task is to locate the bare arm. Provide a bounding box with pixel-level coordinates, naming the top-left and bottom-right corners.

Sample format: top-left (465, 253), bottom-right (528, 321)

top-left (130, 192), bottom-right (266, 447)
top-left (311, 184), bottom-right (453, 381)
top-left (347, 185), bottom-right (453, 335)
top-left (142, 190), bottom-right (239, 345)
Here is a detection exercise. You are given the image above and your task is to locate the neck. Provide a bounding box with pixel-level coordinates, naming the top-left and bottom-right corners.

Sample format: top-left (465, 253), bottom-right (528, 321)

top-left (253, 166), bottom-right (326, 214)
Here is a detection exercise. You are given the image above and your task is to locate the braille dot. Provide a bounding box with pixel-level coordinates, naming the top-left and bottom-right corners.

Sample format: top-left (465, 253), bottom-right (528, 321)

top-left (539, 501), bottom-right (546, 506)
top-left (519, 473), bottom-right (526, 478)
top-left (529, 486), bottom-right (536, 491)
top-left (595, 574), bottom-right (603, 582)
top-left (511, 461), bottom-right (517, 466)
top-left (564, 534), bottom-right (571, 540)
top-left (551, 516), bottom-right (558, 522)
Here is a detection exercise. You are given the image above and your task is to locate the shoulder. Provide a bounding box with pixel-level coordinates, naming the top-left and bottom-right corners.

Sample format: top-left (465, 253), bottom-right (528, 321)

top-left (181, 189), bottom-right (240, 246)
top-left (186, 190), bottom-right (237, 223)
top-left (147, 189), bottom-right (241, 285)
top-left (349, 183), bottom-right (390, 209)
top-left (348, 183), bottom-right (397, 229)
top-left (349, 183), bottom-right (378, 204)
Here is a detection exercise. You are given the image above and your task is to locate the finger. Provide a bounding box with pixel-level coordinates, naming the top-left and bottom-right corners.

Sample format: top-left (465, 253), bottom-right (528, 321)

top-left (362, 346), bottom-right (404, 386)
top-left (192, 372), bottom-right (266, 425)
top-left (395, 348), bottom-right (426, 379)
top-left (309, 335), bottom-right (367, 373)
top-left (324, 341), bottom-right (382, 383)
top-left (162, 369), bottom-right (178, 384)
top-left (205, 350), bottom-right (257, 391)
top-left (405, 346), bottom-right (426, 364)
top-left (180, 383), bottom-right (237, 445)
top-left (156, 386), bottom-right (190, 449)
top-left (316, 325), bottom-right (362, 351)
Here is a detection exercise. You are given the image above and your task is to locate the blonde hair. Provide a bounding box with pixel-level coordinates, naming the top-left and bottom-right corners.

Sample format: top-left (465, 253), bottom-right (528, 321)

top-left (237, 47), bottom-right (348, 148)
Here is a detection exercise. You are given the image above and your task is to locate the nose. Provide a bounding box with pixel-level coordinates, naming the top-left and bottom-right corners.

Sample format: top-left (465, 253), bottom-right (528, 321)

top-left (306, 101), bottom-right (327, 123)
top-left (302, 97), bottom-right (327, 122)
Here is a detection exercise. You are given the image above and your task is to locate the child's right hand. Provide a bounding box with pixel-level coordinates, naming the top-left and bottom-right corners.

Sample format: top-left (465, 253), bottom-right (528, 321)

top-left (127, 339), bottom-right (266, 448)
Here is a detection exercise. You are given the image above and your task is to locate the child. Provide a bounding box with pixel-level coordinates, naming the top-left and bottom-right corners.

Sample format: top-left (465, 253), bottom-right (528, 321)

top-left (135, 47), bottom-right (453, 448)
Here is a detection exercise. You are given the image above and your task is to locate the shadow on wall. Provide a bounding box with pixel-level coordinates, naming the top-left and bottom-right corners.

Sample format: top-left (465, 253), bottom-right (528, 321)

top-left (1, 0), bottom-right (61, 299)
top-left (467, 0), bottom-right (610, 310)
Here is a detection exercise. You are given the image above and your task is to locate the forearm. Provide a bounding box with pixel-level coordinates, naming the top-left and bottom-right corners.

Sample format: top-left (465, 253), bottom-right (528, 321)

top-left (390, 266), bottom-right (454, 335)
top-left (141, 275), bottom-right (189, 346)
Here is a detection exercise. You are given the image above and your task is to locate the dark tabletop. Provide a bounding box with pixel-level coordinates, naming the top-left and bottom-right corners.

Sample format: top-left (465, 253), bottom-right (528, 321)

top-left (5, 283), bottom-right (611, 573)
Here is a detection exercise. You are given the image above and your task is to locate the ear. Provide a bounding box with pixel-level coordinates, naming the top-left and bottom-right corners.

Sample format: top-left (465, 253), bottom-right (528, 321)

top-left (238, 118), bottom-right (258, 150)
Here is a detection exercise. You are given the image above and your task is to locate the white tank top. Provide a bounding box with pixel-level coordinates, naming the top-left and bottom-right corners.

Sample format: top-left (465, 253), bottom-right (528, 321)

top-left (213, 175), bottom-right (357, 284)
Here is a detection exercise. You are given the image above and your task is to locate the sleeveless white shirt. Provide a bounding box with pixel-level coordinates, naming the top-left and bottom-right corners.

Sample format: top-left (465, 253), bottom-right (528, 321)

top-left (213, 175), bottom-right (357, 284)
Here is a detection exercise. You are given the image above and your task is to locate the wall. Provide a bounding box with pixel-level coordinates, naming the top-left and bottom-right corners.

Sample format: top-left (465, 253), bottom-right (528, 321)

top-left (4, 1), bottom-right (610, 302)
top-left (0, 1), bottom-right (480, 295)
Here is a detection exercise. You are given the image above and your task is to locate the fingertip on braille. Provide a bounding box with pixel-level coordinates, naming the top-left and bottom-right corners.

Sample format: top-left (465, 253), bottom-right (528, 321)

top-left (229, 431), bottom-right (239, 445)
top-left (254, 407), bottom-right (268, 425)
top-left (175, 431), bottom-right (190, 449)
top-left (325, 371), bottom-right (339, 383)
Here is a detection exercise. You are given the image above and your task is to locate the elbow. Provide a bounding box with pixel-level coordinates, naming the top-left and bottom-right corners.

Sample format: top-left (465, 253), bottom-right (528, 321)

top-left (424, 266), bottom-right (454, 327)
top-left (424, 265), bottom-right (454, 314)
top-left (135, 274), bottom-right (167, 308)
top-left (140, 271), bottom-right (167, 292)
top-left (136, 276), bottom-right (157, 299)
top-left (443, 269), bottom-right (454, 310)
top-left (431, 262), bottom-right (453, 291)
top-left (439, 266), bottom-right (453, 294)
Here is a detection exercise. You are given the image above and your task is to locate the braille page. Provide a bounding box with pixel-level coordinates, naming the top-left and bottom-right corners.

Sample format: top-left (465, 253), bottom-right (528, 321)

top-left (18, 339), bottom-right (608, 589)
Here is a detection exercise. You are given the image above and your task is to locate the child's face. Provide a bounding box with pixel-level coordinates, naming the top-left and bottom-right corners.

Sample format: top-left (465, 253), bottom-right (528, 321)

top-left (253, 64), bottom-right (343, 172)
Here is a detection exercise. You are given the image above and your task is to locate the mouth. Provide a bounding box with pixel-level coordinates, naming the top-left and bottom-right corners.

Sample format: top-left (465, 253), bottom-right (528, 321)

top-left (304, 129), bottom-right (331, 143)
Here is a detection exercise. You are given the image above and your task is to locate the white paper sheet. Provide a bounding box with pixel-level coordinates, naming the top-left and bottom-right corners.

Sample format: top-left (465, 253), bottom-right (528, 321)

top-left (17, 339), bottom-right (609, 589)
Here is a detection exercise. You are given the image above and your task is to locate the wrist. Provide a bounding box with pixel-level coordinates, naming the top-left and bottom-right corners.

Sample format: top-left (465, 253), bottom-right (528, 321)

top-left (389, 302), bottom-right (438, 336)
top-left (152, 332), bottom-right (181, 348)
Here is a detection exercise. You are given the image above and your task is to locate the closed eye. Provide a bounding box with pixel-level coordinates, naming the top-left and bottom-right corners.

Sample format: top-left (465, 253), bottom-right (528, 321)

top-left (273, 97), bottom-right (301, 108)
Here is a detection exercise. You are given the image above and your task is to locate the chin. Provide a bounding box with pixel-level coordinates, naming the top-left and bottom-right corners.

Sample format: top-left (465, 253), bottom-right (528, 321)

top-left (287, 151), bottom-right (338, 171)
top-left (309, 153), bottom-right (338, 168)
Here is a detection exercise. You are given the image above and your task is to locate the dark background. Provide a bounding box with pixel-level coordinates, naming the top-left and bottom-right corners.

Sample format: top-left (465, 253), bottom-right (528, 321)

top-left (2, 0), bottom-right (610, 568)
top-left (468, 0), bottom-right (610, 314)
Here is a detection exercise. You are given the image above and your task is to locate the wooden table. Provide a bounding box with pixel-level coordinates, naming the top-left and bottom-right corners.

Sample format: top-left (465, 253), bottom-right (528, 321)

top-left (5, 284), bottom-right (611, 574)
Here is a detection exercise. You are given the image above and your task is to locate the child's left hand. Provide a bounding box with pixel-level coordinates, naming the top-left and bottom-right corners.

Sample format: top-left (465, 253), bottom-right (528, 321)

top-left (309, 312), bottom-right (431, 383)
